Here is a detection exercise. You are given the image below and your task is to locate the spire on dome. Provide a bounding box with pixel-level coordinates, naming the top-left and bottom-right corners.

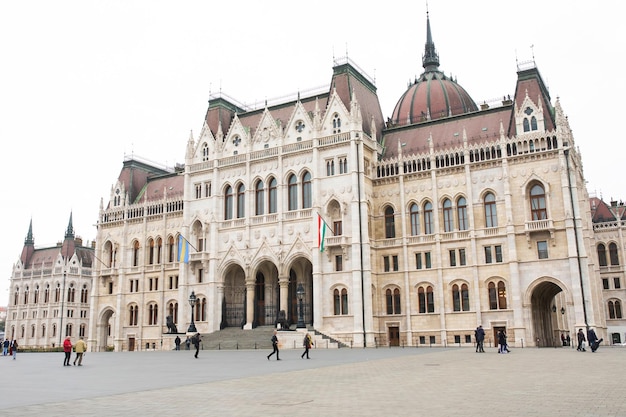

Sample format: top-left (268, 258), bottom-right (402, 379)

top-left (422, 11), bottom-right (440, 72)
top-left (65, 212), bottom-right (75, 239)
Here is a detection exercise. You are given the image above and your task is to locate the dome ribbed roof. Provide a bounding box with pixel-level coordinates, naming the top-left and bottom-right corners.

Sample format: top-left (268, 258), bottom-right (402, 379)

top-left (390, 13), bottom-right (478, 126)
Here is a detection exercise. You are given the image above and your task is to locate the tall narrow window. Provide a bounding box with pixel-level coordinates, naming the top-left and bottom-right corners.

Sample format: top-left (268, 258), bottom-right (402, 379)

top-left (168, 236), bottom-right (175, 263)
top-left (461, 284), bottom-right (470, 311)
top-left (384, 206), bottom-right (395, 239)
top-left (424, 202), bottom-right (433, 234)
top-left (597, 244), bottom-right (607, 267)
top-left (236, 183), bottom-right (245, 218)
top-left (341, 289), bottom-right (348, 314)
top-left (334, 289), bottom-right (341, 315)
top-left (457, 197), bottom-right (468, 231)
top-left (148, 239), bottom-right (155, 265)
top-left (443, 199), bottom-right (454, 232)
top-left (484, 192), bottom-right (497, 228)
top-left (268, 177), bottom-right (277, 213)
top-left (488, 282), bottom-right (498, 310)
top-left (332, 113), bottom-right (341, 134)
top-left (288, 174), bottom-right (297, 211)
top-left (497, 281), bottom-right (507, 309)
top-left (224, 185), bottom-right (233, 220)
top-left (302, 171), bottom-right (312, 209)
top-left (409, 203), bottom-right (420, 235)
top-left (255, 180), bottom-right (264, 215)
top-left (609, 242), bottom-right (620, 266)
top-left (418, 287), bottom-right (426, 314)
top-left (426, 286), bottom-right (434, 313)
top-left (133, 241), bottom-right (140, 266)
top-left (452, 284), bottom-right (461, 311)
top-left (386, 289), bottom-right (401, 314)
top-left (530, 184), bottom-right (547, 220)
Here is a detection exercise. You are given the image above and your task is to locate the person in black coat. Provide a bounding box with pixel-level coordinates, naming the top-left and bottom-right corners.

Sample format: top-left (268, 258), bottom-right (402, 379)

top-left (267, 330), bottom-right (280, 361)
top-left (191, 333), bottom-right (201, 358)
top-left (475, 325), bottom-right (485, 353)
top-left (577, 328), bottom-right (586, 351)
top-left (587, 328), bottom-right (603, 352)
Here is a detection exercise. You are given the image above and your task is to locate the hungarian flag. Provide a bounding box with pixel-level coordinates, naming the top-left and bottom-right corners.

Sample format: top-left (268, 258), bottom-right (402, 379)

top-left (317, 214), bottom-right (327, 252)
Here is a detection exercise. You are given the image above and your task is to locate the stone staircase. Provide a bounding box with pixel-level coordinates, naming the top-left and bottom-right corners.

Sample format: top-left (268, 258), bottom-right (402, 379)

top-left (194, 326), bottom-right (346, 350)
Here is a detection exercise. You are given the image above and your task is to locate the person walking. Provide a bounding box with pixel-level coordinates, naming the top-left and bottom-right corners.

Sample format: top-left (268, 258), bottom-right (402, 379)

top-left (301, 332), bottom-right (313, 359)
top-left (192, 333), bottom-right (201, 358)
top-left (267, 329), bottom-right (280, 361)
top-left (11, 340), bottom-right (18, 360)
top-left (497, 331), bottom-right (510, 353)
top-left (3, 339), bottom-right (9, 356)
top-left (587, 328), bottom-right (603, 352)
top-left (185, 336), bottom-right (191, 350)
top-left (475, 325), bottom-right (485, 353)
top-left (73, 337), bottom-right (87, 366)
top-left (577, 328), bottom-right (586, 351)
top-left (174, 336), bottom-right (181, 351)
top-left (63, 336), bottom-right (73, 366)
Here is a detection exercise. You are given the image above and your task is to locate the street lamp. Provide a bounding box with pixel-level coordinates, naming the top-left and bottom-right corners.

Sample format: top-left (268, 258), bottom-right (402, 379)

top-left (296, 283), bottom-right (305, 328)
top-left (188, 291), bottom-right (197, 333)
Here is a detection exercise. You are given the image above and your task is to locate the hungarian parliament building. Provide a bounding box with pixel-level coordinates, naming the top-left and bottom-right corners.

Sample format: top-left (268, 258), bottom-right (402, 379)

top-left (7, 15), bottom-right (626, 351)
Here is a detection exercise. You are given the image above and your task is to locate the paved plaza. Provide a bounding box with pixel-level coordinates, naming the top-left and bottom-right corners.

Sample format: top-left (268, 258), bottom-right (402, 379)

top-left (2, 344), bottom-right (625, 416)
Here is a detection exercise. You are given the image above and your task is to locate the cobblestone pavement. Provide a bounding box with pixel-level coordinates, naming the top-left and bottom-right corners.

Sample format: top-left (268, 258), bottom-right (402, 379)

top-left (2, 345), bottom-right (625, 416)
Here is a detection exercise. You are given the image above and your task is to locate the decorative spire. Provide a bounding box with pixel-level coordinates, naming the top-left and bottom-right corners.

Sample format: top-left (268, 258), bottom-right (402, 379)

top-left (422, 11), bottom-right (440, 72)
top-left (24, 218), bottom-right (34, 245)
top-left (65, 212), bottom-right (75, 239)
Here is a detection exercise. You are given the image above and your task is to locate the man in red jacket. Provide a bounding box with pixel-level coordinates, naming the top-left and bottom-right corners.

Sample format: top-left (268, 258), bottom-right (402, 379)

top-left (63, 336), bottom-right (73, 366)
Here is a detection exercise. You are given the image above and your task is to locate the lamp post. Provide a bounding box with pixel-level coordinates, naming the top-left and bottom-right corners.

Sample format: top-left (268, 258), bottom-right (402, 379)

top-left (188, 291), bottom-right (197, 333)
top-left (296, 283), bottom-right (305, 328)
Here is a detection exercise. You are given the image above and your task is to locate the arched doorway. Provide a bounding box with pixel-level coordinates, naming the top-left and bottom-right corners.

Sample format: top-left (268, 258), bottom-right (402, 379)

top-left (221, 264), bottom-right (246, 328)
top-left (253, 262), bottom-right (279, 327)
top-left (530, 281), bottom-right (565, 347)
top-left (98, 308), bottom-right (115, 352)
top-left (287, 257), bottom-right (313, 327)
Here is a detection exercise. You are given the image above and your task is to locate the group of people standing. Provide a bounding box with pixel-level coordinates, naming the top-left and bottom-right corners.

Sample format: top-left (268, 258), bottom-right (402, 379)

top-left (2, 339), bottom-right (18, 359)
top-left (62, 336), bottom-right (87, 366)
top-left (577, 328), bottom-right (603, 352)
top-left (474, 326), bottom-right (510, 353)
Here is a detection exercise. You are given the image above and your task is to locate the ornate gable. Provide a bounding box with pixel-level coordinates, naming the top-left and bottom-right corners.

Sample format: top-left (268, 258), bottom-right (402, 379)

top-left (321, 88), bottom-right (350, 137)
top-left (514, 89), bottom-right (545, 136)
top-left (251, 108), bottom-right (282, 152)
top-left (283, 100), bottom-right (314, 146)
top-left (221, 114), bottom-right (250, 156)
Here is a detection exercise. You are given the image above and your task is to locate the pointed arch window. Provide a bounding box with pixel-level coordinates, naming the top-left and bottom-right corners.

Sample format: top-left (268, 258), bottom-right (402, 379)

top-left (148, 238), bottom-right (155, 265)
top-left (333, 288), bottom-right (349, 315)
top-left (224, 185), bottom-right (234, 220)
top-left (236, 183), bottom-right (245, 218)
top-left (168, 236), bottom-right (175, 263)
top-left (609, 242), bottom-right (620, 265)
top-left (443, 199), bottom-right (454, 232)
top-left (255, 180), bottom-right (265, 215)
top-left (418, 285), bottom-right (435, 313)
top-left (129, 305), bottom-right (138, 326)
top-left (484, 192), bottom-right (497, 228)
top-left (597, 244), bottom-right (607, 267)
top-left (148, 303), bottom-right (158, 325)
top-left (608, 300), bottom-right (623, 319)
top-left (386, 288), bottom-right (401, 314)
top-left (453, 284), bottom-right (470, 311)
top-left (168, 302), bottom-right (179, 324)
top-left (530, 184), bottom-right (547, 220)
top-left (332, 113), bottom-right (341, 134)
top-left (384, 206), bottom-right (396, 238)
top-left (156, 237), bottom-right (162, 264)
top-left (409, 203), bottom-right (420, 235)
top-left (424, 202), bottom-right (434, 234)
top-left (457, 197), bottom-right (468, 231)
top-left (202, 142), bottom-right (209, 161)
top-left (288, 174), bottom-right (298, 211)
top-left (531, 116), bottom-right (538, 130)
top-left (80, 285), bottom-right (88, 303)
top-left (133, 240), bottom-right (140, 266)
top-left (268, 177), bottom-right (277, 213)
top-left (302, 171), bottom-right (312, 209)
top-left (523, 118), bottom-right (530, 132)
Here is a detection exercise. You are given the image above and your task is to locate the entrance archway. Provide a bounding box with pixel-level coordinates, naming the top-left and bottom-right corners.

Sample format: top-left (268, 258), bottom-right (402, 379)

top-left (253, 261), bottom-right (278, 327)
top-left (221, 264), bottom-right (246, 328)
top-left (530, 281), bottom-right (564, 347)
top-left (287, 257), bottom-right (313, 327)
top-left (98, 308), bottom-right (115, 352)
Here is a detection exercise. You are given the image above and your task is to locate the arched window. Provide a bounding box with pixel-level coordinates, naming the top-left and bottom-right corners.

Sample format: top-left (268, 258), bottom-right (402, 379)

top-left (384, 206), bottom-right (395, 239)
top-left (133, 241), bottom-right (140, 266)
top-left (530, 184), bottom-right (547, 220)
top-left (168, 236), bottom-right (175, 263)
top-left (224, 185), bottom-right (234, 220)
top-left (236, 183), bottom-right (245, 218)
top-left (597, 244), bottom-right (607, 267)
top-left (334, 288), bottom-right (349, 315)
top-left (453, 284), bottom-right (470, 311)
top-left (129, 305), bottom-right (138, 326)
top-left (81, 285), bottom-right (88, 304)
top-left (332, 113), bottom-right (341, 134)
top-left (327, 160), bottom-right (335, 176)
top-left (461, 284), bottom-right (470, 311)
top-left (489, 281), bottom-right (509, 309)
top-left (34, 286), bottom-right (39, 304)
top-left (302, 171), bottom-right (312, 209)
top-left (409, 203), bottom-right (420, 235)
top-left (531, 116), bottom-right (538, 130)
top-left (44, 285), bottom-right (49, 303)
top-left (608, 301), bottom-right (616, 319)
top-left (255, 180), bottom-right (264, 215)
top-left (148, 238), bottom-right (155, 265)
top-left (523, 118), bottom-right (530, 132)
top-left (424, 202), bottom-right (434, 234)
top-left (288, 174), bottom-right (298, 211)
top-left (202, 142), bottom-right (209, 161)
top-left (418, 285), bottom-right (435, 314)
top-left (23, 286), bottom-right (29, 304)
top-left (42, 324), bottom-right (46, 337)
top-left (148, 304), bottom-right (158, 325)
top-left (609, 242), bottom-right (620, 265)
top-left (195, 297), bottom-right (207, 321)
top-left (616, 300), bottom-right (623, 319)
top-left (457, 197), bottom-right (468, 231)
top-left (484, 192), bottom-right (497, 228)
top-left (443, 199), bottom-right (454, 232)
top-left (453, 284), bottom-right (461, 311)
top-left (268, 177), bottom-right (277, 214)
top-left (386, 288), bottom-right (401, 314)
top-left (156, 237), bottom-right (162, 264)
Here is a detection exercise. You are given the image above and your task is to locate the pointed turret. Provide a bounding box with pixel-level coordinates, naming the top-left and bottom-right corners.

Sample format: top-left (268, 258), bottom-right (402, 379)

top-left (20, 219), bottom-right (35, 266)
top-left (65, 212), bottom-right (75, 239)
top-left (61, 212), bottom-right (76, 262)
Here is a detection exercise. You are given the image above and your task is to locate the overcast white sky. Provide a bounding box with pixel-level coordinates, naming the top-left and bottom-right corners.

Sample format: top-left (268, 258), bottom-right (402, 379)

top-left (1, 1), bottom-right (624, 306)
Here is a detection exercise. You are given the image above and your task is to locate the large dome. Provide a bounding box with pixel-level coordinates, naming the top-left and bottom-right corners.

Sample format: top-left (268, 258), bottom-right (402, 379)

top-left (390, 14), bottom-right (478, 127)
